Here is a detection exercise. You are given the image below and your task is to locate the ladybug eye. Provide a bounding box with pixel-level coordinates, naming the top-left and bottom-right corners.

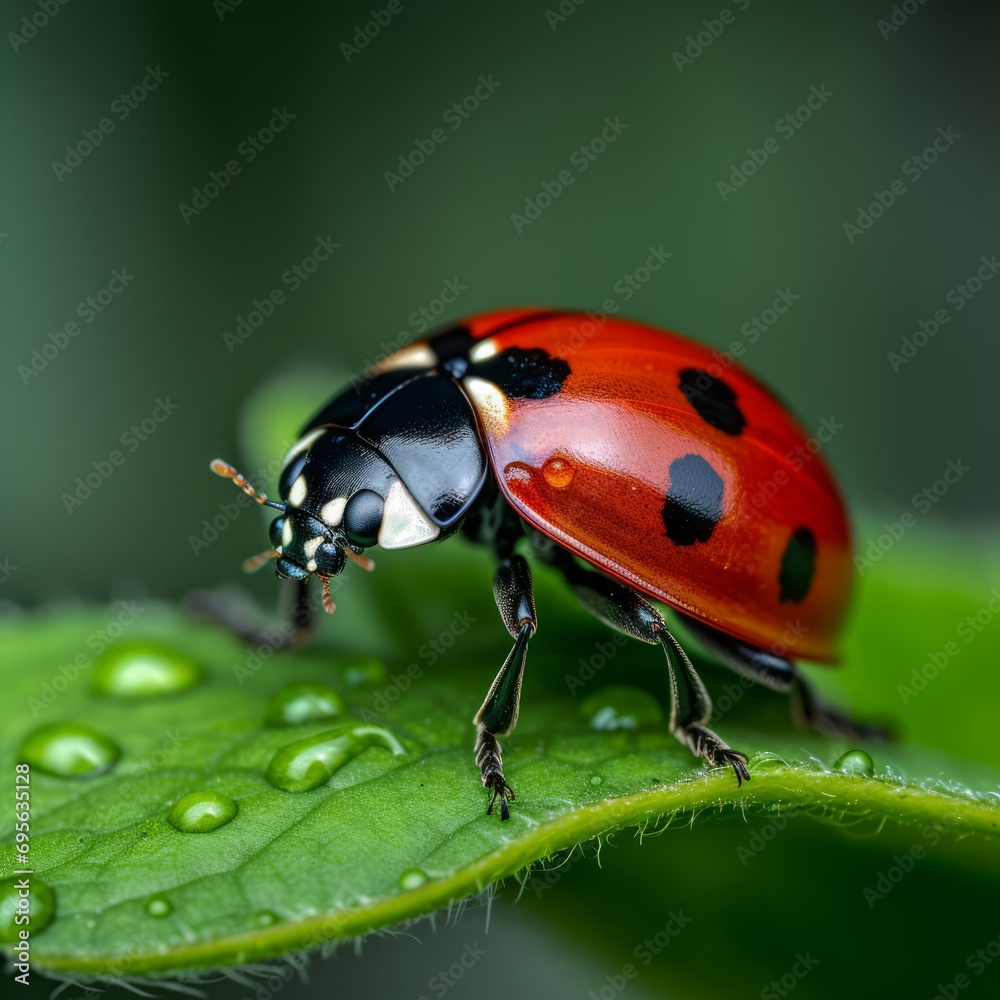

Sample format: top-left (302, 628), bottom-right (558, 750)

top-left (269, 516), bottom-right (286, 549)
top-left (343, 490), bottom-right (384, 547)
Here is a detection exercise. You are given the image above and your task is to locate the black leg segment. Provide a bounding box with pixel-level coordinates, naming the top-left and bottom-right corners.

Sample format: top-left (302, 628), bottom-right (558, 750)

top-left (536, 543), bottom-right (750, 785)
top-left (474, 554), bottom-right (536, 819)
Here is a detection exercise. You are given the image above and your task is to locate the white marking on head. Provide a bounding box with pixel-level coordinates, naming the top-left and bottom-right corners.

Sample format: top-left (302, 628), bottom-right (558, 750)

top-left (320, 496), bottom-right (347, 526)
top-left (306, 559), bottom-right (318, 573)
top-left (371, 343), bottom-right (437, 374)
top-left (378, 480), bottom-right (440, 550)
top-left (282, 427), bottom-right (326, 470)
top-left (462, 376), bottom-right (509, 432)
top-left (303, 535), bottom-right (324, 559)
top-left (468, 338), bottom-right (499, 362)
top-left (282, 519), bottom-right (293, 547)
top-left (288, 475), bottom-right (307, 508)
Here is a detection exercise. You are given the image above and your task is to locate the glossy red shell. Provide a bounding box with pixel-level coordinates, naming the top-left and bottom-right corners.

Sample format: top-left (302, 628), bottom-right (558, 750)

top-left (429, 310), bottom-right (852, 662)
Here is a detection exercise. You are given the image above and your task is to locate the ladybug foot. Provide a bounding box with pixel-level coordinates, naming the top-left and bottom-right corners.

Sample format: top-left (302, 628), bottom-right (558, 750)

top-left (475, 729), bottom-right (515, 820)
top-left (680, 723), bottom-right (751, 787)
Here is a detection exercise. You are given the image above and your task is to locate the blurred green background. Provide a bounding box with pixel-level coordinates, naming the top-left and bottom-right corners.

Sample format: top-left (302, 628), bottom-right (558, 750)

top-left (2, 1), bottom-right (998, 998)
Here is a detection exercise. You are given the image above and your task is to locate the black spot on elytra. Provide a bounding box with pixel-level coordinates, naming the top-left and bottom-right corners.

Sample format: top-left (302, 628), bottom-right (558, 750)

top-left (679, 368), bottom-right (746, 436)
top-left (471, 347), bottom-right (571, 400)
top-left (662, 454), bottom-right (724, 545)
top-left (779, 526), bottom-right (816, 602)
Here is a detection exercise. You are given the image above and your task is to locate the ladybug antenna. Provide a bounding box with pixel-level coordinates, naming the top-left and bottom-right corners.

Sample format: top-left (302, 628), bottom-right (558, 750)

top-left (242, 548), bottom-right (280, 574)
top-left (210, 458), bottom-right (286, 512)
top-left (320, 577), bottom-right (336, 614)
top-left (344, 548), bottom-right (376, 573)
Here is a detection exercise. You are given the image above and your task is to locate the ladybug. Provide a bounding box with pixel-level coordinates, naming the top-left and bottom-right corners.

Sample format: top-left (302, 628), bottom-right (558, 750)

top-left (212, 309), bottom-right (875, 820)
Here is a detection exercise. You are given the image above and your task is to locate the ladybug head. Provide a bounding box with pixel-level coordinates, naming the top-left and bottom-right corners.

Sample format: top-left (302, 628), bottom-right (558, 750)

top-left (268, 511), bottom-right (347, 582)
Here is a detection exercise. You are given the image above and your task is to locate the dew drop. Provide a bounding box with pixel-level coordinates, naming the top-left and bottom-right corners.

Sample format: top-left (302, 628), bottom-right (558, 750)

top-left (0, 876), bottom-right (56, 943)
top-left (399, 868), bottom-right (429, 891)
top-left (341, 655), bottom-right (388, 686)
top-left (19, 722), bottom-right (120, 778)
top-left (167, 790), bottom-right (238, 833)
top-left (145, 895), bottom-right (172, 917)
top-left (590, 775), bottom-right (603, 786)
top-left (253, 910), bottom-right (279, 927)
top-left (833, 749), bottom-right (875, 778)
top-left (266, 682), bottom-right (346, 726)
top-left (580, 686), bottom-right (663, 731)
top-left (748, 752), bottom-right (790, 773)
top-left (266, 725), bottom-right (406, 793)
top-left (91, 641), bottom-right (203, 698)
top-left (542, 454), bottom-right (575, 489)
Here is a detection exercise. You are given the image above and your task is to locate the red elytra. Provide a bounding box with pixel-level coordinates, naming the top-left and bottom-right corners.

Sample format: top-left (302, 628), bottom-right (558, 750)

top-left (446, 309), bottom-right (851, 662)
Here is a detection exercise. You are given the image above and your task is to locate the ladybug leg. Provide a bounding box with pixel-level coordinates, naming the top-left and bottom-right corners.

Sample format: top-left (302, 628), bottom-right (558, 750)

top-left (791, 675), bottom-right (893, 741)
top-left (474, 554), bottom-right (536, 820)
top-left (185, 576), bottom-right (315, 651)
top-left (679, 615), bottom-right (891, 740)
top-left (535, 544), bottom-right (749, 785)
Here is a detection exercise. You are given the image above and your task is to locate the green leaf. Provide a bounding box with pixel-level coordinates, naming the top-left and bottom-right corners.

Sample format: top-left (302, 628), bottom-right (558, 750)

top-left (2, 537), bottom-right (1000, 978)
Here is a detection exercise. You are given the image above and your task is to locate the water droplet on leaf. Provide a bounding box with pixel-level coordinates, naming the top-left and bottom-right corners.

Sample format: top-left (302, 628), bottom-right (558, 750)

top-left (167, 790), bottom-right (238, 833)
top-left (253, 910), bottom-right (279, 927)
top-left (581, 686), bottom-right (663, 731)
top-left (19, 722), bottom-right (120, 778)
top-left (749, 752), bottom-right (790, 772)
top-left (590, 775), bottom-right (603, 786)
top-left (399, 868), bottom-right (428, 890)
top-left (145, 895), bottom-right (172, 917)
top-left (0, 876), bottom-right (56, 943)
top-left (833, 749), bottom-right (875, 778)
top-left (266, 725), bottom-right (406, 793)
top-left (91, 641), bottom-right (203, 698)
top-left (266, 681), bottom-right (346, 726)
top-left (341, 655), bottom-right (387, 686)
